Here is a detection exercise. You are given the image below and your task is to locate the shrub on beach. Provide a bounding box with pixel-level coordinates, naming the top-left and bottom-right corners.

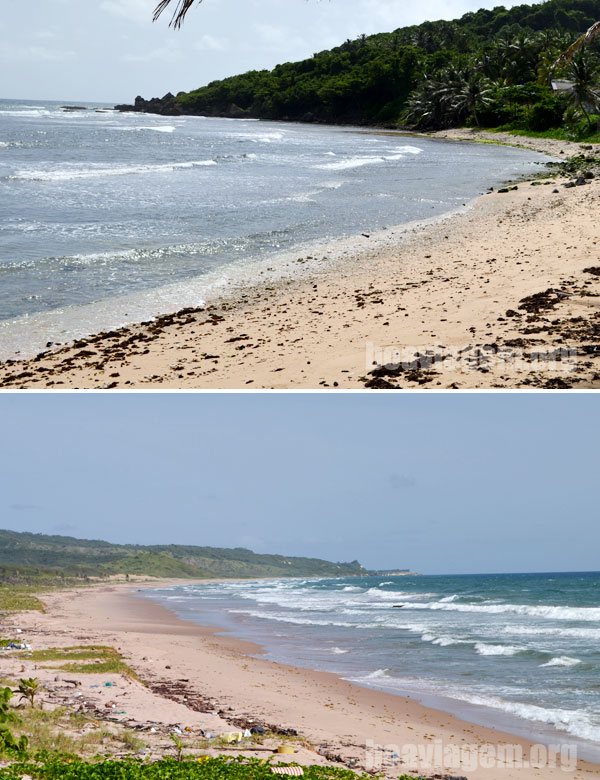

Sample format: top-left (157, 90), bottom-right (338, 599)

top-left (0, 758), bottom-right (385, 780)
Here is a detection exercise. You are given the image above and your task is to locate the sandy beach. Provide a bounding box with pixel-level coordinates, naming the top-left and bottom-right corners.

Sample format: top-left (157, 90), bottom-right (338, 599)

top-left (0, 133), bottom-right (598, 390)
top-left (1, 581), bottom-right (599, 778)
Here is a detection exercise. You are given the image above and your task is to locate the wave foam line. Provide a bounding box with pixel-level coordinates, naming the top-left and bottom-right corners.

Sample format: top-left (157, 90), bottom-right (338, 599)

top-left (10, 159), bottom-right (217, 182)
top-left (403, 601), bottom-right (600, 622)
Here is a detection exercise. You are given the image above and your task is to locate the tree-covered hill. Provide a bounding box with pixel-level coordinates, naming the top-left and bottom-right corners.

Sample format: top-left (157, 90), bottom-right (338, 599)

top-left (0, 528), bottom-right (366, 581)
top-left (119, 0), bottom-right (600, 138)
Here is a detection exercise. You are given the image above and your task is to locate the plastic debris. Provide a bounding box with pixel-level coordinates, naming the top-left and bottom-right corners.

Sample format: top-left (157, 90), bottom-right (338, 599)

top-left (222, 731), bottom-right (243, 744)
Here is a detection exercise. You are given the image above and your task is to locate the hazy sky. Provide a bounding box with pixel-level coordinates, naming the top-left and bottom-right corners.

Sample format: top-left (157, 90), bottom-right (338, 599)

top-left (0, 0), bottom-right (544, 103)
top-left (1, 393), bottom-right (597, 575)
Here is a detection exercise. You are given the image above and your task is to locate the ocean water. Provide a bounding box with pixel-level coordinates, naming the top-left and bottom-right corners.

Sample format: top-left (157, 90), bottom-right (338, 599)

top-left (0, 98), bottom-right (551, 358)
top-left (145, 572), bottom-right (600, 760)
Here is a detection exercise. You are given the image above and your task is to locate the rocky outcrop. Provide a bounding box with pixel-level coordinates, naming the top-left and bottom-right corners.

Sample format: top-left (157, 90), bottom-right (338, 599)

top-left (115, 93), bottom-right (182, 116)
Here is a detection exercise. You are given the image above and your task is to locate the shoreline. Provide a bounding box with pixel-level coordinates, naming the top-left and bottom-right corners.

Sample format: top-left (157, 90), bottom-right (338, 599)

top-left (3, 580), bottom-right (599, 779)
top-left (140, 582), bottom-right (600, 764)
top-left (1, 132), bottom-right (599, 389)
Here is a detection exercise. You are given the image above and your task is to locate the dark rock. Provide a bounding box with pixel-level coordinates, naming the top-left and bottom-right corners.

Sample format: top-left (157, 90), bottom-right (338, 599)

top-left (226, 103), bottom-right (249, 118)
top-left (115, 92), bottom-right (182, 116)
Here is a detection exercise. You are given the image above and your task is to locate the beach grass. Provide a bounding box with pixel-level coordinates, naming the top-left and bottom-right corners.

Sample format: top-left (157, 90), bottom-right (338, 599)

top-left (18, 645), bottom-right (140, 680)
top-left (8, 706), bottom-right (145, 759)
top-left (0, 587), bottom-right (45, 612)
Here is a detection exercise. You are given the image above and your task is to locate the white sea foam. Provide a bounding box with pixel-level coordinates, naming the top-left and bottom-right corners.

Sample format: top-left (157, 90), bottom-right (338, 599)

top-left (403, 600), bottom-right (600, 621)
top-left (364, 668), bottom-right (389, 679)
top-left (474, 643), bottom-right (523, 657)
top-left (117, 125), bottom-right (177, 133)
top-left (391, 145), bottom-right (423, 154)
top-left (364, 588), bottom-right (437, 602)
top-left (313, 156), bottom-right (386, 171)
top-left (10, 159), bottom-right (217, 181)
top-left (463, 695), bottom-right (600, 743)
top-left (541, 656), bottom-right (582, 668)
top-left (508, 625), bottom-right (600, 640)
top-left (232, 130), bottom-right (285, 143)
top-left (227, 608), bottom-right (362, 629)
top-left (0, 109), bottom-right (53, 117)
top-left (331, 647), bottom-right (350, 654)
top-left (349, 671), bottom-right (600, 743)
top-left (422, 633), bottom-right (468, 647)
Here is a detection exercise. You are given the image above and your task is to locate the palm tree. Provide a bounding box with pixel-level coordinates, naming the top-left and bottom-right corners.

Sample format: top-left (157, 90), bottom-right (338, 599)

top-left (567, 50), bottom-right (600, 130)
top-left (552, 21), bottom-right (600, 71)
top-left (404, 67), bottom-right (493, 129)
top-left (17, 678), bottom-right (40, 709)
top-left (153, 0), bottom-right (201, 28)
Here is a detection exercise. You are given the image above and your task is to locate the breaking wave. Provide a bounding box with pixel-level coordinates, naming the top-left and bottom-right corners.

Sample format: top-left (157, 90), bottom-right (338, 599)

top-left (541, 656), bottom-right (582, 668)
top-left (9, 159), bottom-right (217, 181)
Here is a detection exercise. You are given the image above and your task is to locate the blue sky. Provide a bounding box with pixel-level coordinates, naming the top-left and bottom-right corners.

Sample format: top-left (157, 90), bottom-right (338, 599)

top-left (0, 0), bottom-right (545, 103)
top-left (0, 392), bottom-right (596, 575)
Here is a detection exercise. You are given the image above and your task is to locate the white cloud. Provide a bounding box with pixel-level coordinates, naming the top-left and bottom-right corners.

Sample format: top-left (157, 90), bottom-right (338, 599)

top-left (122, 40), bottom-right (182, 63)
top-left (253, 23), bottom-right (307, 53)
top-left (32, 30), bottom-right (59, 41)
top-left (0, 45), bottom-right (75, 63)
top-left (100, 0), bottom-right (154, 25)
top-left (195, 34), bottom-right (228, 51)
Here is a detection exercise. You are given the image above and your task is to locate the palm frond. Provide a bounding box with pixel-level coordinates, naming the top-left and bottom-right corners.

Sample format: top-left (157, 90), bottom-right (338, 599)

top-left (153, 0), bottom-right (202, 29)
top-left (553, 21), bottom-right (600, 70)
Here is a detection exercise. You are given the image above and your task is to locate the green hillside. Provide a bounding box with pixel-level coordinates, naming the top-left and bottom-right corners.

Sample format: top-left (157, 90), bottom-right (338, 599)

top-left (0, 528), bottom-right (366, 582)
top-left (122, 0), bottom-right (600, 140)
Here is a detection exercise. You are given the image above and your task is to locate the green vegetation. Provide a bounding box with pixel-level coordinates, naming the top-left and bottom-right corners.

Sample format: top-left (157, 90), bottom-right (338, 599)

top-left (154, 0), bottom-right (600, 139)
top-left (0, 529), bottom-right (366, 581)
top-left (17, 678), bottom-right (40, 708)
top-left (18, 646), bottom-right (139, 679)
top-left (0, 688), bottom-right (28, 758)
top-left (0, 757), bottom-right (394, 780)
top-left (5, 705), bottom-right (145, 759)
top-left (0, 586), bottom-right (45, 612)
